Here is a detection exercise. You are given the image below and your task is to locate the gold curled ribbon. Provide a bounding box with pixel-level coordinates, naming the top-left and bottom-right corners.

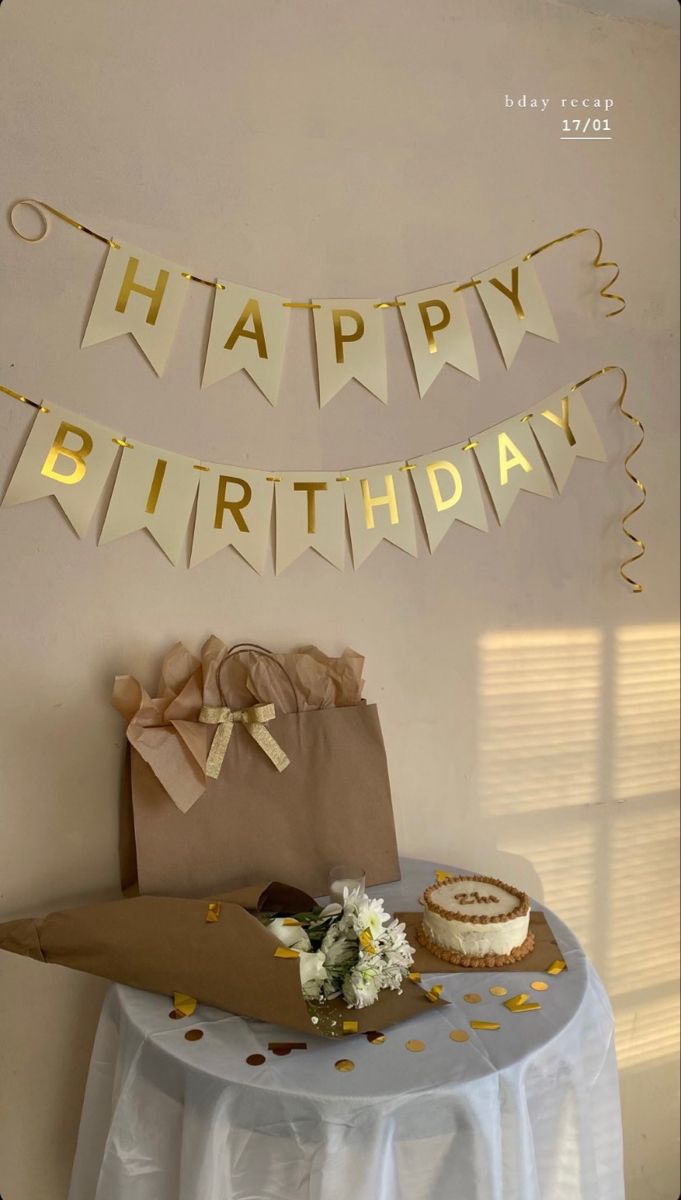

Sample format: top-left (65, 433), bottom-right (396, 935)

top-left (523, 227), bottom-right (625, 318)
top-left (8, 201), bottom-right (624, 315)
top-left (570, 365), bottom-right (645, 593)
top-left (199, 703), bottom-right (290, 779)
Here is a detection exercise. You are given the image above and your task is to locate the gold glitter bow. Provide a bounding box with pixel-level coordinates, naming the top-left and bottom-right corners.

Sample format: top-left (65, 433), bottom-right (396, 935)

top-left (199, 703), bottom-right (290, 779)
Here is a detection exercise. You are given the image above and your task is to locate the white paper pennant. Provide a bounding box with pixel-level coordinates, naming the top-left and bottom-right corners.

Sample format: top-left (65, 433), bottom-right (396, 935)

top-left (398, 284), bottom-right (479, 398)
top-left (410, 441), bottom-right (489, 552)
top-left (528, 386), bottom-right (607, 492)
top-left (312, 299), bottom-right (387, 407)
top-left (99, 441), bottom-right (199, 565)
top-left (343, 461), bottom-right (417, 568)
top-left (475, 257), bottom-right (558, 369)
top-left (190, 463), bottom-right (273, 573)
top-left (202, 282), bottom-right (291, 404)
top-left (275, 471), bottom-right (346, 573)
top-left (473, 414), bottom-right (555, 524)
top-left (1, 403), bottom-right (122, 537)
top-left (82, 240), bottom-right (189, 376)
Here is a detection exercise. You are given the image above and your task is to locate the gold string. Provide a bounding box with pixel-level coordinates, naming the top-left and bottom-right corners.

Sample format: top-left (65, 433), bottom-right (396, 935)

top-left (523, 227), bottom-right (625, 317)
top-left (0, 383), bottom-right (49, 412)
top-left (9, 201), bottom-right (624, 316)
top-left (569, 365), bottom-right (645, 592)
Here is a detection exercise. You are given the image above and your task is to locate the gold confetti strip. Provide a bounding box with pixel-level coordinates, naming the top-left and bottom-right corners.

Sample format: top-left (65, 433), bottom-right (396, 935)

top-left (531, 981), bottom-right (549, 992)
top-left (405, 1039), bottom-right (426, 1053)
top-left (435, 870), bottom-right (455, 884)
top-left (470, 1021), bottom-right (501, 1031)
top-left (343, 1020), bottom-right (359, 1034)
top-left (547, 959), bottom-right (567, 976)
top-left (504, 994), bottom-right (542, 1013)
top-left (274, 946), bottom-right (300, 959)
top-left (205, 901), bottom-right (221, 923)
top-left (173, 992), bottom-right (197, 1017)
top-left (425, 984), bottom-right (444, 1003)
top-left (184, 1029), bottom-right (204, 1042)
top-left (366, 1031), bottom-right (386, 1045)
top-left (463, 993), bottom-right (482, 1004)
top-left (282, 918), bottom-right (302, 926)
top-left (490, 986), bottom-right (508, 997)
top-left (449, 1030), bottom-right (470, 1043)
top-left (335, 1058), bottom-right (355, 1072)
top-left (268, 1042), bottom-right (307, 1053)
top-left (408, 972), bottom-right (422, 984)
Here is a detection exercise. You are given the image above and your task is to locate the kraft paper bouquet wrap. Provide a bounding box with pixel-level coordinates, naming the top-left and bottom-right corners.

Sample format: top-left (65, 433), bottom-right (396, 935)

top-left (0, 882), bottom-right (445, 1039)
top-left (113, 638), bottom-right (400, 898)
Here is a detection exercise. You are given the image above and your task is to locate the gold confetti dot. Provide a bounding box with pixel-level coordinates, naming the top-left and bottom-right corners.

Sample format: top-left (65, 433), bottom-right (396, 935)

top-left (449, 1030), bottom-right (469, 1043)
top-left (366, 1031), bottom-right (386, 1044)
top-left (168, 1009), bottom-right (184, 1019)
top-left (463, 993), bottom-right (482, 1004)
top-left (184, 1029), bottom-right (204, 1042)
top-left (246, 1054), bottom-right (266, 1066)
top-left (405, 1039), bottom-right (426, 1052)
top-left (335, 1058), bottom-right (355, 1072)
top-left (489, 986), bottom-right (508, 997)
top-left (531, 981), bottom-right (549, 991)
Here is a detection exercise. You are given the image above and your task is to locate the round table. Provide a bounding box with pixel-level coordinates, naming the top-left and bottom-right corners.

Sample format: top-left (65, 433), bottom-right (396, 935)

top-left (67, 859), bottom-right (624, 1200)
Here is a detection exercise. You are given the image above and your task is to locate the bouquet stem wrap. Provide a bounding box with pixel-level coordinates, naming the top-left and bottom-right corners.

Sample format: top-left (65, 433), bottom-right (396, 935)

top-left (0, 883), bottom-right (444, 1039)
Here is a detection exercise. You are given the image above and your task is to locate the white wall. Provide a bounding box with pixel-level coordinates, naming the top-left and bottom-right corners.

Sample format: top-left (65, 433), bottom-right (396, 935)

top-left (0, 1), bottom-right (678, 1197)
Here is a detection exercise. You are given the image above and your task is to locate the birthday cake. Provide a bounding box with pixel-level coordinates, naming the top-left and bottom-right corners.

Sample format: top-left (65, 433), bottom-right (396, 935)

top-left (417, 873), bottom-right (534, 966)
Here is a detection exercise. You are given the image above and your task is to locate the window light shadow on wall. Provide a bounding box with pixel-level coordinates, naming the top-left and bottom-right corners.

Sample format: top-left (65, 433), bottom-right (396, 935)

top-left (614, 623), bottom-right (680, 801)
top-left (477, 622), bottom-right (680, 1079)
top-left (478, 629), bottom-right (602, 816)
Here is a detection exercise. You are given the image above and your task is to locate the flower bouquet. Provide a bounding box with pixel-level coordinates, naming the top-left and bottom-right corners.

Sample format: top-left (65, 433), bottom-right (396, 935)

top-left (264, 887), bottom-right (415, 1010)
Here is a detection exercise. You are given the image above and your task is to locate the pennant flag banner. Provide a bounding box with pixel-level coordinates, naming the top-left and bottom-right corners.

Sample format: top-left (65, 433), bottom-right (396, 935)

top-left (10, 201), bottom-right (625, 405)
top-left (0, 367), bottom-right (644, 591)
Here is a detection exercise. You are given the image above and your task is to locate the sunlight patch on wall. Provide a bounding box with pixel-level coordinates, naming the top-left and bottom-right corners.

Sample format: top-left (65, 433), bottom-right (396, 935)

top-left (494, 817), bottom-right (597, 956)
top-left (605, 800), bottom-right (680, 996)
top-left (614, 990), bottom-right (681, 1070)
top-left (478, 628), bottom-right (602, 815)
top-left (614, 624), bottom-right (680, 801)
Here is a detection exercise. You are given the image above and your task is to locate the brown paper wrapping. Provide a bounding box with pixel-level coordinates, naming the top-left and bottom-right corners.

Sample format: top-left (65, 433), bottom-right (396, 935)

top-left (112, 639), bottom-right (400, 898)
top-left (0, 883), bottom-right (446, 1039)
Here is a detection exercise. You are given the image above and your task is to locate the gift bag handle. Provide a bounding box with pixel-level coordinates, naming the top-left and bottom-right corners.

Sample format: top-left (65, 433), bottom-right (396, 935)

top-left (220, 643), bottom-right (300, 714)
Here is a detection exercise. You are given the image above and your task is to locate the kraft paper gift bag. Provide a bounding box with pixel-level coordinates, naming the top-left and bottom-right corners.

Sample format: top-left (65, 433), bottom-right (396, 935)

top-left (113, 638), bottom-right (401, 898)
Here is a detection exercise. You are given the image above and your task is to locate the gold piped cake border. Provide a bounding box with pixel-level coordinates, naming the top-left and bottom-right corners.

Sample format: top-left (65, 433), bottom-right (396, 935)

top-left (421, 874), bottom-right (530, 924)
top-left (416, 923), bottom-right (535, 967)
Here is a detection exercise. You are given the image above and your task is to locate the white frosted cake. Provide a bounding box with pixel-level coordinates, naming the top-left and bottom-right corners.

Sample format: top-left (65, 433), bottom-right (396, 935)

top-left (417, 873), bottom-right (533, 966)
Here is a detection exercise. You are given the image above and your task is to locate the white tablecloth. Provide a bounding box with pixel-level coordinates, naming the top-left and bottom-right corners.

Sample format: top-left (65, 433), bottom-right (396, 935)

top-left (68, 859), bottom-right (624, 1200)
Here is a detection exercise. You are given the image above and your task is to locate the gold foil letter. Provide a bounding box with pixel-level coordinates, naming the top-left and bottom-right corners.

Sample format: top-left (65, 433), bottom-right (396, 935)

top-left (426, 460), bottom-right (463, 511)
top-left (489, 265), bottom-right (525, 320)
top-left (145, 458), bottom-right (168, 514)
top-left (115, 256), bottom-right (170, 327)
top-left (418, 299), bottom-right (451, 354)
top-left (361, 474), bottom-right (399, 529)
top-left (498, 432), bottom-right (532, 485)
top-left (293, 480), bottom-right (327, 534)
top-left (332, 309), bottom-right (365, 364)
top-left (224, 298), bottom-right (268, 359)
top-left (541, 396), bottom-right (576, 446)
top-left (214, 475), bottom-right (252, 531)
top-left (40, 422), bottom-right (94, 486)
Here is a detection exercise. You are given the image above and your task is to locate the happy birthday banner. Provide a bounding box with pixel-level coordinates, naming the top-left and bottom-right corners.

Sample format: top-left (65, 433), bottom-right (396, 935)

top-left (11, 200), bottom-right (624, 406)
top-left (0, 368), bottom-right (646, 589)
